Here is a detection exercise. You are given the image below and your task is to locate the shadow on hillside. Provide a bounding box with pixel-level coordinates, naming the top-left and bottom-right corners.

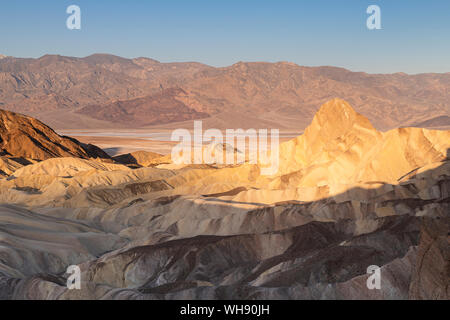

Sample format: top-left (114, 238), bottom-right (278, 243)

top-left (102, 147), bottom-right (122, 156)
top-left (85, 149), bottom-right (450, 299)
top-left (1, 150), bottom-right (448, 300)
top-left (139, 150), bottom-right (448, 299)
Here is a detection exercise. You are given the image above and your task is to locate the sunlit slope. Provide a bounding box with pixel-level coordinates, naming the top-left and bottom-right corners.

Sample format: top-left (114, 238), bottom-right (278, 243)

top-left (276, 98), bottom-right (449, 187)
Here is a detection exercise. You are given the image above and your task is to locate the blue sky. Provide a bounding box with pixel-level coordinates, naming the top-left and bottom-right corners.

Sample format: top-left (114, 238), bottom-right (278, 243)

top-left (1, 0), bottom-right (449, 74)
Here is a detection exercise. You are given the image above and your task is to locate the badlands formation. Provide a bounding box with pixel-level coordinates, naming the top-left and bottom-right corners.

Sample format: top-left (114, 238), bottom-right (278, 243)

top-left (0, 99), bottom-right (449, 300)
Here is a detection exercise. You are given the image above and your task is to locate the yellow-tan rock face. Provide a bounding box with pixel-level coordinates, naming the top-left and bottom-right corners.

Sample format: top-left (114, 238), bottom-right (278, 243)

top-left (277, 98), bottom-right (449, 187)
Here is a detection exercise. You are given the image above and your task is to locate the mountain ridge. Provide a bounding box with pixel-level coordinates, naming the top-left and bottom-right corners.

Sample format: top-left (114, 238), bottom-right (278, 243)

top-left (275, 98), bottom-right (450, 187)
top-left (0, 108), bottom-right (110, 161)
top-left (1, 54), bottom-right (449, 130)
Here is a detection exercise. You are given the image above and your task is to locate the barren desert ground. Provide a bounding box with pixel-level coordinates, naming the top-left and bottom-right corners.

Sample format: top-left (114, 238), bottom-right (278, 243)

top-left (1, 1), bottom-right (450, 303)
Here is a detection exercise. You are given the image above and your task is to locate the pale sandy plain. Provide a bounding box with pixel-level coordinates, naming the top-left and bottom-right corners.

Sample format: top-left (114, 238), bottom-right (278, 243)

top-left (62, 130), bottom-right (301, 156)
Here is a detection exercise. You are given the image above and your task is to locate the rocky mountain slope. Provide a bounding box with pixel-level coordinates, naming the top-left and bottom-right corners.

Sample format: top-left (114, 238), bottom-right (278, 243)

top-left (1, 54), bottom-right (449, 130)
top-left (276, 99), bottom-right (449, 185)
top-left (412, 115), bottom-right (450, 129)
top-left (77, 88), bottom-right (209, 126)
top-left (0, 99), bottom-right (448, 300)
top-left (0, 108), bottom-right (109, 161)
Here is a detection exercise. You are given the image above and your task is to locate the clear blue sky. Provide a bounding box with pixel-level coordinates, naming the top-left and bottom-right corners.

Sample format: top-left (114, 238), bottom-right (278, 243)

top-left (1, 0), bottom-right (449, 74)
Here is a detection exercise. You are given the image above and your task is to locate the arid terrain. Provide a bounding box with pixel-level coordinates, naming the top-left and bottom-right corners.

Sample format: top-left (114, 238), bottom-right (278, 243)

top-left (0, 98), bottom-right (448, 300)
top-left (2, 53), bottom-right (449, 162)
top-left (1, 54), bottom-right (450, 132)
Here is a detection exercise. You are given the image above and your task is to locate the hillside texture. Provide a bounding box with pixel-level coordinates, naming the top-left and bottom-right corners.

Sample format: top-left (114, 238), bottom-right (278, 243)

top-left (1, 55), bottom-right (449, 130)
top-left (0, 99), bottom-right (448, 300)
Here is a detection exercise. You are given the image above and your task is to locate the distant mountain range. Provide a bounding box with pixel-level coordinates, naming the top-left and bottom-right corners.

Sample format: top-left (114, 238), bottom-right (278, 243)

top-left (0, 54), bottom-right (449, 130)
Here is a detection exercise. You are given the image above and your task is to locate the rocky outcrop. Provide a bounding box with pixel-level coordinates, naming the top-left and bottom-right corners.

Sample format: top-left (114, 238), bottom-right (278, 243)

top-left (113, 150), bottom-right (168, 167)
top-left (276, 99), bottom-right (450, 185)
top-left (0, 108), bottom-right (110, 161)
top-left (409, 217), bottom-right (450, 299)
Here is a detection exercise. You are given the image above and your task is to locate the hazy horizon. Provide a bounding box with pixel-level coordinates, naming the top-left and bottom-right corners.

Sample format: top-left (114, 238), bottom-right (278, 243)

top-left (1, 0), bottom-right (450, 74)
top-left (3, 52), bottom-right (450, 76)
